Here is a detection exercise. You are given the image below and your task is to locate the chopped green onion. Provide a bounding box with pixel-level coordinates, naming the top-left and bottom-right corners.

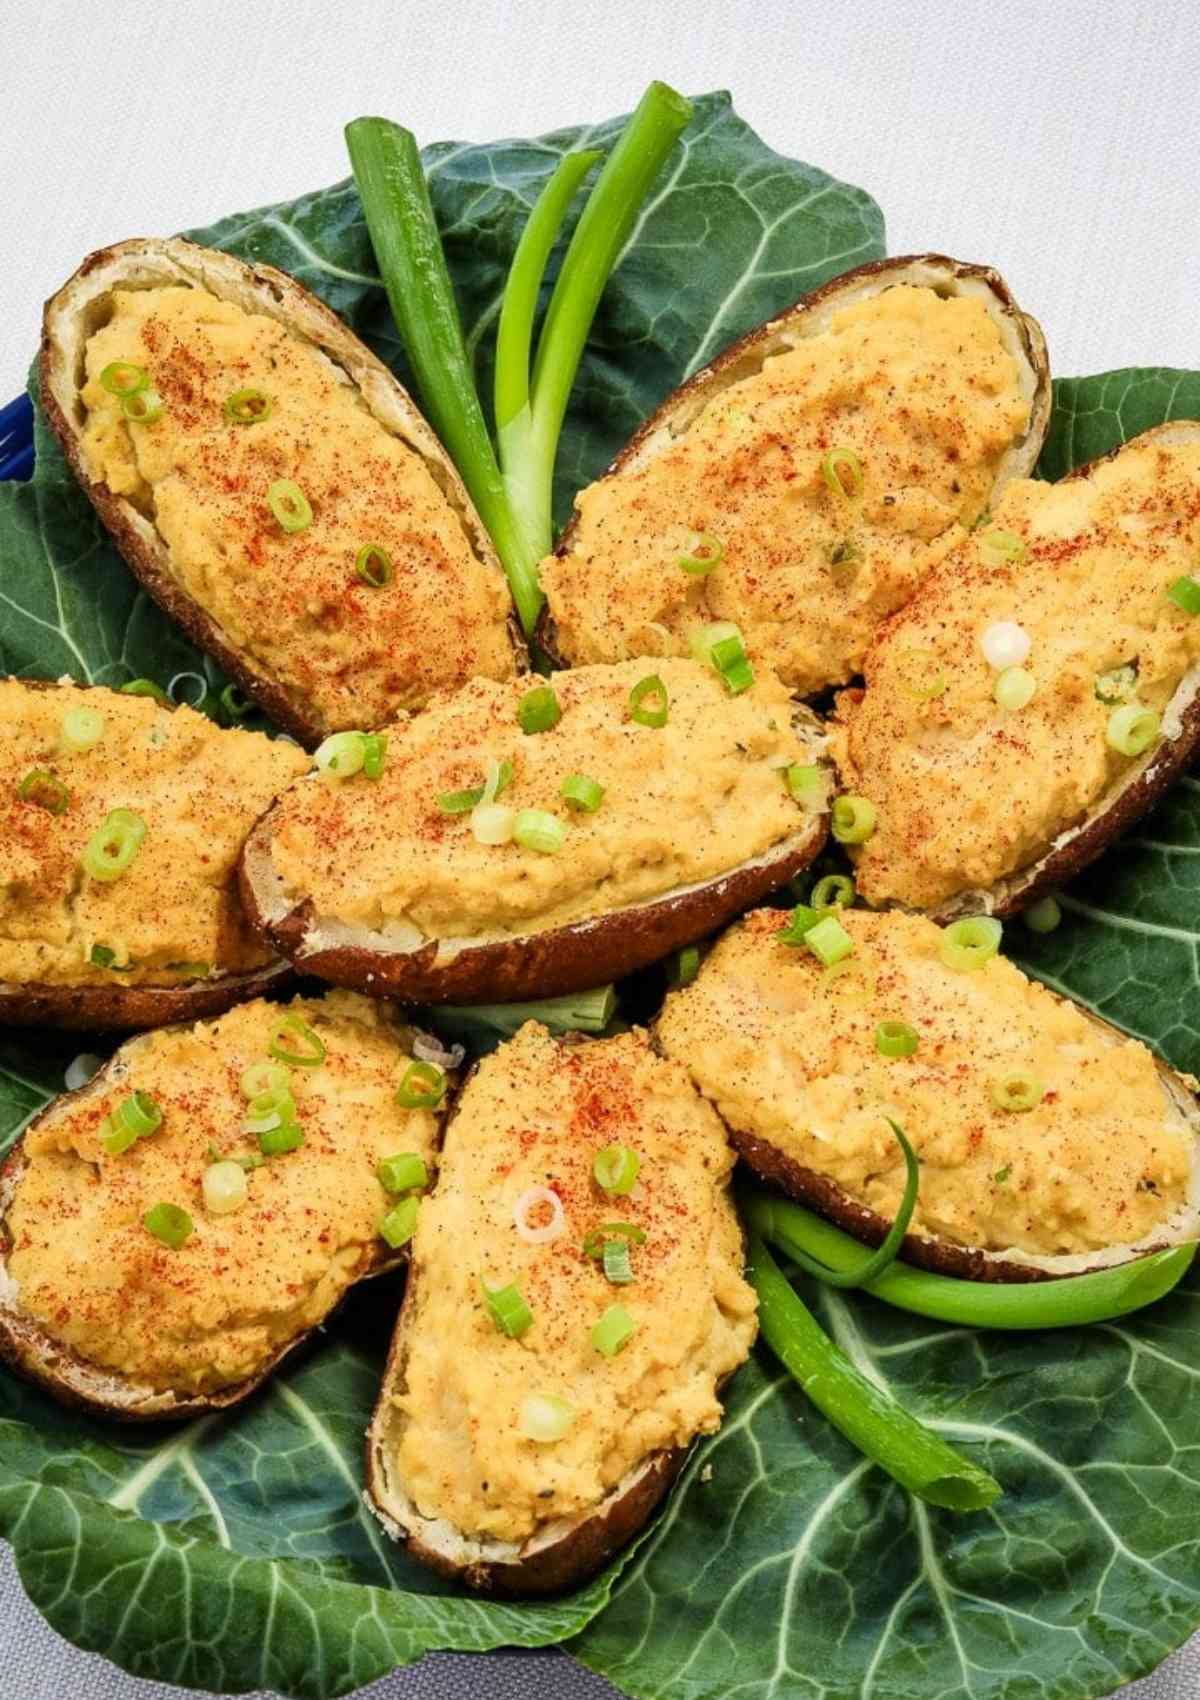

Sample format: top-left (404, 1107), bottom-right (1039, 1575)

top-left (355, 544), bottom-right (393, 587)
top-left (721, 657), bottom-right (755, 695)
top-left (220, 684), bottom-right (250, 720)
top-left (16, 770), bottom-right (70, 815)
top-left (379, 1196), bottom-right (420, 1249)
top-left (166, 961), bottom-right (210, 978)
top-left (396, 1060), bottom-right (446, 1110)
top-left (593, 1144), bottom-right (640, 1196)
top-left (779, 904), bottom-right (821, 947)
top-left (1095, 664), bottom-right (1137, 705)
top-left (99, 360), bottom-right (149, 397)
top-left (204, 1161), bottom-right (249, 1215)
top-left (582, 1221), bottom-right (647, 1259)
top-left (743, 1186), bottom-right (1198, 1329)
top-left (666, 945), bottom-right (700, 987)
top-left (692, 621), bottom-right (754, 693)
top-left (517, 685), bottom-right (562, 735)
top-left (629, 673), bottom-right (669, 727)
top-left (978, 528), bottom-right (1026, 566)
top-left (438, 785), bottom-right (485, 815)
top-left (61, 707), bottom-right (105, 752)
top-left (1167, 575), bottom-right (1200, 614)
top-left (440, 759), bottom-right (514, 815)
top-left (805, 915), bottom-right (853, 967)
top-left (602, 1239), bottom-right (634, 1285)
top-left (267, 479), bottom-right (312, 533)
top-left (520, 1393), bottom-right (576, 1441)
top-left (784, 764), bottom-right (825, 807)
top-left (560, 772), bottom-right (605, 812)
top-left (990, 1070), bottom-right (1044, 1113)
top-left (242, 1086), bottom-right (297, 1133)
top-left (828, 538), bottom-right (862, 570)
top-left (269, 1015), bottom-right (327, 1069)
top-left (482, 1280), bottom-right (533, 1338)
top-left (898, 648), bottom-right (947, 701)
top-left (1023, 895), bottom-right (1062, 933)
top-left (224, 387), bottom-right (273, 425)
top-left (89, 944), bottom-right (119, 969)
top-left (1106, 703), bottom-right (1160, 757)
top-left (122, 389), bottom-right (164, 424)
top-left (314, 731), bottom-right (367, 779)
top-left (117, 1090), bottom-right (162, 1139)
top-left (259, 1123), bottom-right (305, 1157)
top-left (378, 1152), bottom-right (429, 1194)
top-left (143, 1203), bottom-right (193, 1249)
top-left (831, 795), bottom-right (877, 845)
top-left (679, 532), bottom-right (724, 576)
top-left (821, 447), bottom-right (864, 499)
top-left (939, 915), bottom-right (1002, 971)
top-left (100, 1118), bottom-right (140, 1157)
top-left (82, 808), bottom-right (146, 881)
top-left (994, 666), bottom-right (1036, 710)
top-left (994, 1166), bottom-right (1012, 1185)
top-left (362, 733), bottom-right (388, 780)
top-left (745, 1229), bottom-right (1000, 1512)
top-left (876, 1020), bottom-right (919, 1059)
top-left (241, 1061), bottom-right (290, 1100)
top-left (592, 1303), bottom-right (636, 1357)
top-left (471, 802), bottom-right (516, 845)
top-left (811, 874), bottom-right (854, 911)
top-left (513, 808), bottom-right (566, 854)
top-left (120, 678), bottom-right (170, 705)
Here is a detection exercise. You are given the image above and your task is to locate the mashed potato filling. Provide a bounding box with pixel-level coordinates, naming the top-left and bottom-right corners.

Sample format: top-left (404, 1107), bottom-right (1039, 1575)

top-left (656, 909), bottom-right (1195, 1261)
top-left (80, 286), bottom-right (516, 730)
top-left (380, 1023), bottom-right (756, 1543)
top-left (267, 659), bottom-right (820, 942)
top-left (540, 285), bottom-right (1031, 695)
top-left (2, 994), bottom-right (440, 1393)
top-left (832, 437), bottom-right (1200, 909)
top-left (0, 681), bottom-right (307, 987)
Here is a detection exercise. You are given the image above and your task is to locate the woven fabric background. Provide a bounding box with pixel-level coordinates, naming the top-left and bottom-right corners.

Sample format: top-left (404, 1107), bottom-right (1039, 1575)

top-left (3, 0), bottom-right (1198, 1695)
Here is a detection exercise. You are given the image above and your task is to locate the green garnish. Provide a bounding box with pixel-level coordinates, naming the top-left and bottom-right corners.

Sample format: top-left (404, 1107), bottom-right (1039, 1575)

top-left (602, 1239), bottom-right (635, 1285)
top-left (258, 1123), bottom-right (305, 1157)
top-left (678, 532), bottom-right (724, 576)
top-left (354, 544), bottom-right (393, 587)
top-left (1167, 575), bottom-right (1200, 614)
top-left (99, 361), bottom-right (148, 397)
top-left (143, 1203), bottom-right (193, 1250)
top-left (994, 1166), bottom-right (1012, 1185)
top-left (804, 915), bottom-right (853, 968)
top-left (994, 666), bottom-right (1036, 711)
top-left (876, 1020), bottom-right (919, 1059)
top-left (267, 479), bottom-right (312, 532)
top-left (82, 809), bottom-right (146, 882)
top-left (629, 673), bottom-right (669, 727)
top-left (513, 809), bottom-right (566, 854)
top-left (16, 770), bottom-right (70, 815)
top-left (122, 389), bottom-right (165, 424)
top-left (361, 733), bottom-right (388, 780)
top-left (591, 1303), bottom-right (636, 1357)
top-left (1094, 664), bottom-right (1137, 705)
top-left (396, 1060), bottom-right (446, 1110)
top-left (690, 621), bottom-right (754, 694)
top-left (560, 772), bottom-right (605, 812)
top-left (593, 1144), bottom-right (640, 1196)
top-left (978, 528), bottom-right (1026, 566)
top-left (120, 678), bottom-right (171, 705)
top-left (241, 1061), bottom-right (290, 1099)
top-left (820, 447), bottom-right (864, 499)
top-left (517, 685), bottom-right (562, 735)
top-left (581, 1221), bottom-right (647, 1259)
top-left (269, 1015), bottom-right (327, 1069)
top-left (437, 759), bottom-right (513, 815)
top-left (220, 684), bottom-right (250, 721)
top-left (379, 1197), bottom-right (420, 1249)
top-left (666, 945), bottom-right (700, 987)
top-left (1106, 703), bottom-right (1160, 757)
top-left (778, 904), bottom-right (821, 947)
top-left (377, 1153), bottom-right (429, 1194)
top-left (314, 731), bottom-right (367, 778)
top-left (830, 795), bottom-right (876, 845)
top-left (224, 388), bottom-right (273, 425)
top-left (100, 1091), bottom-right (162, 1157)
top-left (939, 916), bottom-right (1002, 971)
top-left (784, 764), bottom-right (825, 806)
top-left (482, 1280), bottom-right (533, 1339)
top-left (1023, 895), bottom-right (1062, 933)
top-left (61, 706), bottom-right (106, 751)
top-left (810, 874), bottom-right (854, 911)
top-left (990, 1071), bottom-right (1044, 1113)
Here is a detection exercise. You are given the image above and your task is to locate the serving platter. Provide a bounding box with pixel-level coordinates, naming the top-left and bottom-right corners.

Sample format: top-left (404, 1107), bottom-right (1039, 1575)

top-left (2, 91), bottom-right (1200, 1700)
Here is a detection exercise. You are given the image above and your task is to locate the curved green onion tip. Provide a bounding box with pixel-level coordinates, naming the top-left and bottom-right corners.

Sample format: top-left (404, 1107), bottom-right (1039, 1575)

top-left (741, 1187), bottom-right (1198, 1330)
top-left (745, 1231), bottom-right (1001, 1513)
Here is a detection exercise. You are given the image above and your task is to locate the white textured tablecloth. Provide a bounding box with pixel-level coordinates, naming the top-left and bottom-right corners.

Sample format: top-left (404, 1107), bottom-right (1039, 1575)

top-left (3, 0), bottom-right (1199, 1695)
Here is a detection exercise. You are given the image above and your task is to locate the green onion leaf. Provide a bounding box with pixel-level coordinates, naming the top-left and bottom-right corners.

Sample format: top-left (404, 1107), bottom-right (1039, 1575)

top-left (804, 915), bottom-right (854, 967)
top-left (267, 479), bottom-right (312, 533)
top-left (876, 1020), bottom-right (919, 1059)
top-left (666, 945), bottom-right (700, 987)
top-left (591, 1303), bottom-right (636, 1357)
top-left (377, 1152), bottom-right (429, 1194)
top-left (16, 770), bottom-right (70, 815)
top-left (99, 361), bottom-right (148, 397)
top-left (560, 772), bottom-right (605, 812)
top-left (629, 673), bottom-right (669, 727)
top-left (784, 763), bottom-right (825, 808)
top-left (593, 1144), bottom-right (640, 1196)
top-left (939, 915), bottom-right (1003, 971)
top-left (1095, 664), bottom-right (1137, 705)
top-left (831, 795), bottom-right (877, 845)
top-left (314, 731), bottom-right (367, 779)
top-left (220, 684), bottom-right (250, 721)
top-left (517, 685), bottom-right (561, 735)
top-left (1167, 575), bottom-right (1200, 615)
top-left (396, 1060), bottom-right (446, 1110)
top-left (61, 706), bottom-right (106, 752)
top-left (258, 1122), bottom-right (305, 1157)
top-left (379, 1196), bottom-right (420, 1249)
top-left (204, 1161), bottom-right (249, 1215)
top-left (820, 447), bottom-right (864, 500)
top-left (482, 1279), bottom-right (533, 1338)
top-left (978, 528), bottom-right (1026, 566)
top-left (513, 809), bottom-right (566, 854)
top-left (438, 784), bottom-right (485, 815)
top-left (355, 544), bottom-right (393, 587)
top-left (117, 1090), bottom-right (162, 1138)
top-left (811, 874), bottom-right (855, 911)
top-left (602, 1239), bottom-right (635, 1285)
top-left (779, 904), bottom-right (822, 947)
top-left (82, 808), bottom-right (146, 881)
top-left (990, 1070), bottom-right (1044, 1113)
top-left (994, 666), bottom-right (1036, 710)
top-left (582, 1221), bottom-right (647, 1259)
top-left (362, 733), bottom-right (388, 780)
top-left (121, 388), bottom-right (165, 424)
top-left (89, 944), bottom-right (118, 969)
top-left (240, 1061), bottom-right (290, 1100)
top-left (1106, 703), bottom-right (1160, 756)
top-left (679, 532), bottom-right (724, 576)
top-left (269, 1015), bottom-right (327, 1069)
top-left (100, 1118), bottom-right (140, 1157)
top-left (224, 387), bottom-right (272, 425)
top-left (143, 1203), bottom-right (193, 1249)
top-left (1023, 895), bottom-right (1062, 933)
top-left (120, 678), bottom-right (171, 705)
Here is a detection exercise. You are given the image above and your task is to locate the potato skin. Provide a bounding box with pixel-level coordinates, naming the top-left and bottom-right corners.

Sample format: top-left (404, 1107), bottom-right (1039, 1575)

top-left (538, 253), bottom-right (1051, 668)
top-left (238, 817), bottom-right (826, 1005)
top-left (39, 237), bottom-right (524, 748)
top-left (0, 959), bottom-right (293, 1034)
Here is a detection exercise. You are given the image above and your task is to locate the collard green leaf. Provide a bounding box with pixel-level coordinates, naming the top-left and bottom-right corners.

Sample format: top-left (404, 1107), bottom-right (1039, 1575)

top-left (1037, 368), bottom-right (1200, 482)
top-left (0, 94), bottom-right (884, 1696)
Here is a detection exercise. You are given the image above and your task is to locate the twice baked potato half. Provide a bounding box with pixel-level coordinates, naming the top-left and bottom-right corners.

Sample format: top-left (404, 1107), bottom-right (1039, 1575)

top-left (0, 677), bottom-right (308, 1030)
top-left (830, 422), bottom-right (1200, 916)
top-left (656, 908), bottom-right (1200, 1281)
top-left (539, 255), bottom-right (1049, 696)
top-left (366, 1021), bottom-right (757, 1594)
top-left (40, 238), bottom-right (522, 745)
top-left (239, 659), bottom-right (830, 1004)
top-left (0, 991), bottom-right (445, 1419)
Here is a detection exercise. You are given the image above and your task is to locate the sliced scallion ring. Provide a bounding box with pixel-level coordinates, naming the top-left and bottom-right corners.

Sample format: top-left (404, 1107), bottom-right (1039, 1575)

top-left (831, 795), bottom-right (877, 845)
top-left (204, 1161), bottom-right (249, 1215)
top-left (117, 1090), bottom-right (162, 1139)
top-left (978, 529), bottom-right (1026, 567)
top-left (1094, 664), bottom-right (1137, 705)
top-left (482, 1280), bottom-right (533, 1339)
top-left (122, 389), bottom-right (165, 424)
top-left (811, 874), bottom-right (855, 911)
top-left (592, 1303), bottom-right (636, 1357)
top-left (1167, 575), bottom-right (1200, 615)
top-left (629, 673), bottom-right (669, 727)
top-left (560, 772), bottom-right (605, 812)
top-left (784, 764), bottom-right (825, 808)
top-left (778, 904), bottom-right (821, 947)
top-left (267, 479), bottom-right (313, 533)
top-left (224, 387), bottom-right (273, 425)
top-left (379, 1196), bottom-right (420, 1248)
top-left (241, 1061), bottom-right (290, 1100)
top-left (99, 360), bottom-right (149, 397)
top-left (517, 685), bottom-right (561, 735)
top-left (1023, 895), bottom-right (1062, 934)
top-left (691, 620), bottom-right (754, 694)
top-left (471, 802), bottom-right (516, 844)
top-left (940, 916), bottom-right (1002, 971)
top-left (593, 1144), bottom-right (640, 1196)
top-left (82, 808), bottom-right (146, 881)
top-left (362, 733), bottom-right (388, 780)
top-left (602, 1239), bottom-right (635, 1285)
top-left (520, 1393), bottom-right (575, 1441)
top-left (1106, 703), bottom-right (1160, 757)
top-left (120, 678), bottom-right (171, 705)
top-left (804, 915), bottom-right (853, 968)
top-left (396, 1060), bottom-right (446, 1109)
top-left (259, 1122), bottom-right (305, 1157)
top-left (17, 770), bottom-right (70, 815)
top-left (355, 544), bottom-right (393, 587)
top-left (377, 1152), bottom-right (429, 1194)
top-left (990, 1070), bottom-right (1044, 1113)
top-left (143, 1203), bottom-right (193, 1249)
top-left (678, 532), bottom-right (724, 576)
top-left (581, 1221), bottom-right (647, 1259)
top-left (898, 651), bottom-right (948, 701)
top-left (821, 447), bottom-right (864, 499)
top-left (220, 684), bottom-right (250, 721)
top-left (513, 809), bottom-right (566, 854)
top-left (61, 706), bottom-right (106, 752)
top-left (269, 1015), bottom-right (327, 1069)
top-left (876, 1020), bottom-right (919, 1059)
top-left (314, 731), bottom-right (367, 779)
top-left (994, 666), bottom-right (1036, 710)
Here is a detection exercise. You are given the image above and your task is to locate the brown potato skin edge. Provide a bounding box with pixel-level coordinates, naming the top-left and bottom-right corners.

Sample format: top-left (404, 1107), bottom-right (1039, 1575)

top-left (0, 959), bottom-right (294, 1033)
top-left (536, 252), bottom-right (1051, 666)
top-left (238, 822), bottom-right (826, 1005)
top-left (38, 240), bottom-right (527, 749)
